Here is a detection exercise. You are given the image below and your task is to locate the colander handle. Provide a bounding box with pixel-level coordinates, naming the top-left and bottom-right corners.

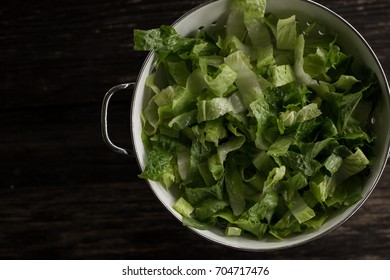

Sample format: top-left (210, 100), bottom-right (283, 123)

top-left (101, 82), bottom-right (135, 156)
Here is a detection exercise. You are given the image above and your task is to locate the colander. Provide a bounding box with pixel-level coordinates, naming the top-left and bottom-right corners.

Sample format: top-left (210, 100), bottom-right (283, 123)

top-left (101, 0), bottom-right (390, 251)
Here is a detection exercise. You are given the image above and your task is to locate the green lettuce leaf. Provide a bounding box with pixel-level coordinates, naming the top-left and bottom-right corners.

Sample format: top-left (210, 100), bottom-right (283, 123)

top-left (276, 15), bottom-right (297, 50)
top-left (138, 146), bottom-right (173, 182)
top-left (270, 65), bottom-right (296, 87)
top-left (195, 198), bottom-right (229, 221)
top-left (279, 103), bottom-right (322, 127)
top-left (270, 211), bottom-right (301, 239)
top-left (225, 51), bottom-right (263, 107)
top-left (173, 197), bottom-right (194, 217)
top-left (208, 136), bottom-right (245, 180)
top-left (294, 34), bottom-right (318, 86)
top-left (226, 157), bottom-right (247, 216)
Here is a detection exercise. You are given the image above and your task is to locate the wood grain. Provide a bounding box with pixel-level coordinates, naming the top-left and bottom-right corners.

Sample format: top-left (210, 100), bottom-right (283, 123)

top-left (0, 0), bottom-right (389, 259)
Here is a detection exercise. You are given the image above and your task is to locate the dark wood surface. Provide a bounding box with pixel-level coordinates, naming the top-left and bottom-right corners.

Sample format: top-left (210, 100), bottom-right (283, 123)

top-left (1, 0), bottom-right (389, 259)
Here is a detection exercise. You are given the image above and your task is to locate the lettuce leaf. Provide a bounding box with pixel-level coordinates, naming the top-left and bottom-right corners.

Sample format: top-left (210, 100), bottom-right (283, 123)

top-left (139, 146), bottom-right (173, 182)
top-left (276, 15), bottom-right (297, 50)
top-left (225, 157), bottom-right (247, 216)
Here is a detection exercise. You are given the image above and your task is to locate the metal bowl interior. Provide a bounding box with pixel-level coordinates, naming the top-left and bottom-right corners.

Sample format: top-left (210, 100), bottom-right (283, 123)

top-left (131, 0), bottom-right (390, 251)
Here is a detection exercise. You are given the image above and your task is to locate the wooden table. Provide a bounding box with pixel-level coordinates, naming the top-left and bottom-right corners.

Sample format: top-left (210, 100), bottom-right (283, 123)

top-left (1, 0), bottom-right (389, 259)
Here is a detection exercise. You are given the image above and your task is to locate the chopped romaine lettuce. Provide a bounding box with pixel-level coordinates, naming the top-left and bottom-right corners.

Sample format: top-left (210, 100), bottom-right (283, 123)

top-left (135, 0), bottom-right (377, 240)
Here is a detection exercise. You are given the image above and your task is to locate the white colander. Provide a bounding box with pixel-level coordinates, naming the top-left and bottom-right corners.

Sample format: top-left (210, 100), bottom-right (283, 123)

top-left (102, 0), bottom-right (390, 251)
